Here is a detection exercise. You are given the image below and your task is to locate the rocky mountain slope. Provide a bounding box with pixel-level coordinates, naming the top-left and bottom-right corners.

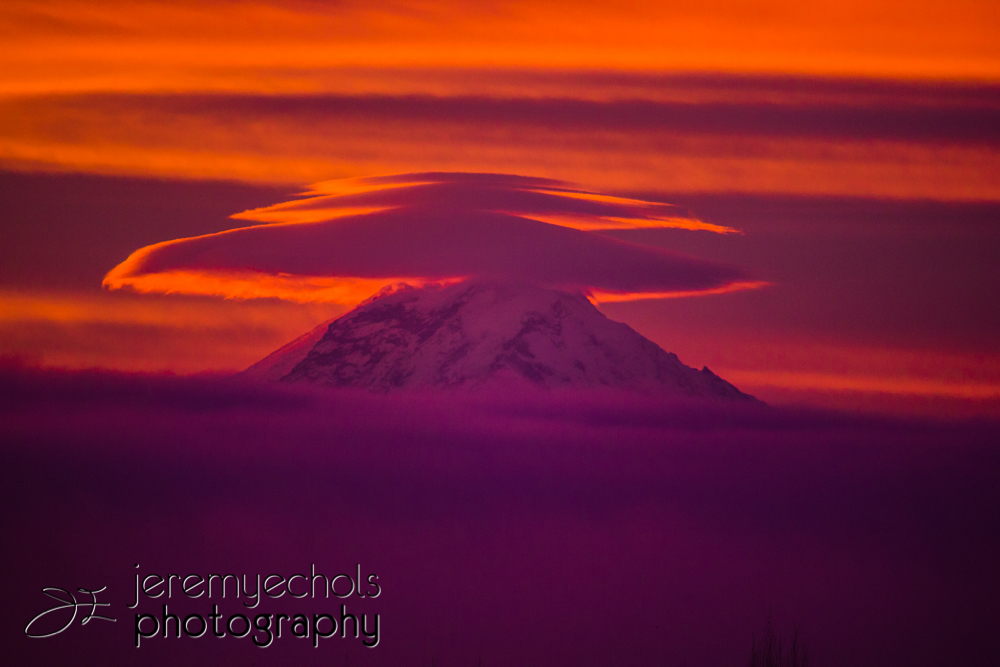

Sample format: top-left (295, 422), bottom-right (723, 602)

top-left (244, 281), bottom-right (756, 400)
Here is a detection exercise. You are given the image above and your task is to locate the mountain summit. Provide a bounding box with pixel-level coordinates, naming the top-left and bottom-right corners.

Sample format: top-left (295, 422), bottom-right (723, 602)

top-left (244, 281), bottom-right (756, 400)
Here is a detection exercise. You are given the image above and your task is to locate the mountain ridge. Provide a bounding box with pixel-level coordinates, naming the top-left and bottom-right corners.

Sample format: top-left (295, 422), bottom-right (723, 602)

top-left (244, 280), bottom-right (756, 401)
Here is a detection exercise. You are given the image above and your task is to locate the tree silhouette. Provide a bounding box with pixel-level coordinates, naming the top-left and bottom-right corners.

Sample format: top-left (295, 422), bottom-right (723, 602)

top-left (749, 612), bottom-right (808, 667)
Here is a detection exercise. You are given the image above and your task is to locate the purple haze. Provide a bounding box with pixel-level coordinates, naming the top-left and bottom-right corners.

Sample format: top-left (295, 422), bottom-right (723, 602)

top-left (3, 365), bottom-right (1000, 666)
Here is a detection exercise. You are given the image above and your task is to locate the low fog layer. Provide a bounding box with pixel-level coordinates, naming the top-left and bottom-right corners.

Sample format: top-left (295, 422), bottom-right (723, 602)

top-left (3, 366), bottom-right (999, 666)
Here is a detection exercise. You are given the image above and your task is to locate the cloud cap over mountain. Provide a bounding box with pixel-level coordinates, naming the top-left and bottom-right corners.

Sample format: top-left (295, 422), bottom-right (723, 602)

top-left (104, 173), bottom-right (761, 305)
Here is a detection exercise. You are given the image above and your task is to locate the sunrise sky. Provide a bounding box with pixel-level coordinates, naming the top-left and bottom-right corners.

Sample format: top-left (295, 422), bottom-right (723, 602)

top-left (2, 0), bottom-right (999, 414)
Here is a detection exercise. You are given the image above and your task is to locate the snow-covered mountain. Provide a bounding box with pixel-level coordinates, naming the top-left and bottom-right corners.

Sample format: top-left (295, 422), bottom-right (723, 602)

top-left (244, 281), bottom-right (756, 400)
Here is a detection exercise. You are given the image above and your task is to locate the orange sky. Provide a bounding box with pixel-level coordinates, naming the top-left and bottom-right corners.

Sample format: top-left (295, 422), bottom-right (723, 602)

top-left (2, 1), bottom-right (998, 199)
top-left (2, 0), bottom-right (999, 415)
top-left (1, 0), bottom-right (998, 95)
top-left (2, 93), bottom-right (998, 201)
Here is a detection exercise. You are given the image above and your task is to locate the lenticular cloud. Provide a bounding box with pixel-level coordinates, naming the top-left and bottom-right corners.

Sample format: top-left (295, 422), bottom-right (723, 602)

top-left (104, 173), bottom-right (762, 305)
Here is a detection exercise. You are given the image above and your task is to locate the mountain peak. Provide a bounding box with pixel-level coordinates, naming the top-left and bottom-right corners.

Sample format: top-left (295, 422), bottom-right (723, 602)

top-left (244, 280), bottom-right (756, 400)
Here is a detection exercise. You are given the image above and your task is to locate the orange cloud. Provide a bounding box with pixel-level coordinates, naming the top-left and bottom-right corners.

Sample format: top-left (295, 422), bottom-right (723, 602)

top-left (586, 281), bottom-right (769, 304)
top-left (0, 288), bottom-right (345, 372)
top-left (615, 328), bottom-right (1000, 414)
top-left (102, 173), bottom-right (753, 305)
top-left (726, 369), bottom-right (1000, 400)
top-left (517, 189), bottom-right (740, 233)
top-left (2, 93), bottom-right (998, 200)
top-left (227, 176), bottom-right (739, 233)
top-left (0, 0), bottom-right (997, 98)
top-left (103, 266), bottom-right (465, 305)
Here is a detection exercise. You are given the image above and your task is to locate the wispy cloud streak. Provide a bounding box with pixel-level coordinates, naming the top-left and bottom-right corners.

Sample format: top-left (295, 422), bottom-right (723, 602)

top-left (3, 91), bottom-right (998, 199)
top-left (104, 173), bottom-right (753, 305)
